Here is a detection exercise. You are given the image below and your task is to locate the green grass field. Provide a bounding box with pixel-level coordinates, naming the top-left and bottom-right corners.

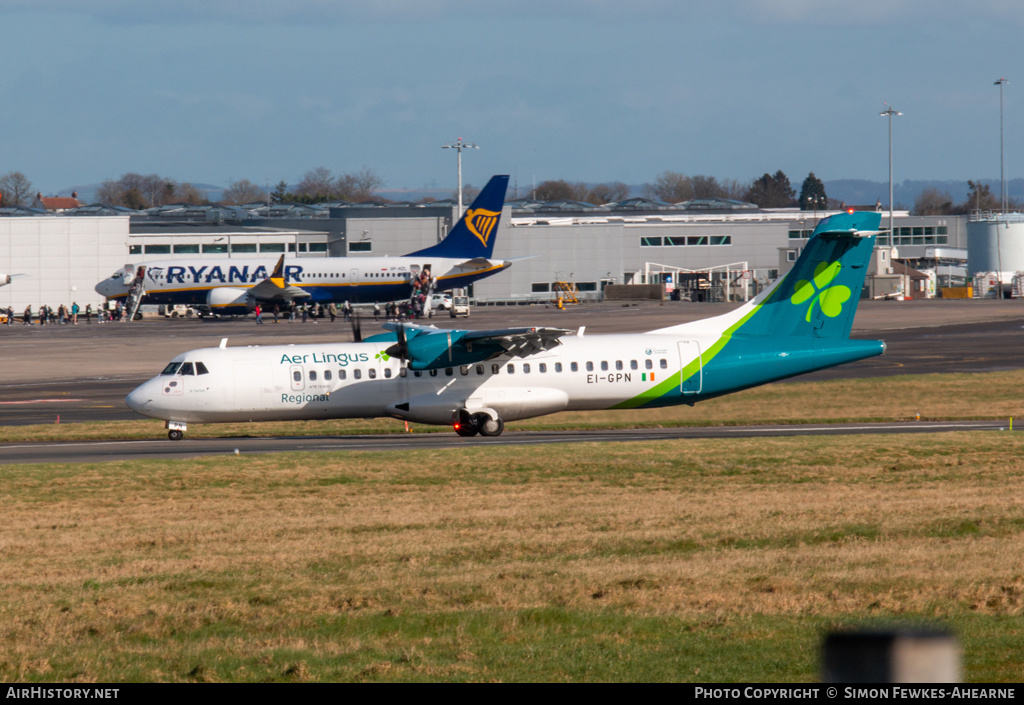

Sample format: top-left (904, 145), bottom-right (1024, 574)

top-left (2, 425), bottom-right (1024, 680)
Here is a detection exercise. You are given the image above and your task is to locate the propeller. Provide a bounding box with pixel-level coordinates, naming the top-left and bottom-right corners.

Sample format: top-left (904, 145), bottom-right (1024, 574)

top-left (351, 313), bottom-right (362, 343)
top-left (385, 322), bottom-right (409, 360)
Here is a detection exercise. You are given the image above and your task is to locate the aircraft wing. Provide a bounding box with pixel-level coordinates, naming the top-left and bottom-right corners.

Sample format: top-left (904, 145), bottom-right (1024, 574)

top-left (461, 327), bottom-right (573, 358)
top-left (246, 254), bottom-right (311, 302)
top-left (376, 323), bottom-right (573, 370)
top-left (247, 280), bottom-right (311, 301)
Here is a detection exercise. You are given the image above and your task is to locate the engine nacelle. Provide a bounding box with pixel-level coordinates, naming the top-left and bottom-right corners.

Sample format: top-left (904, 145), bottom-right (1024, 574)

top-left (206, 287), bottom-right (253, 315)
top-left (0, 274), bottom-right (10, 287)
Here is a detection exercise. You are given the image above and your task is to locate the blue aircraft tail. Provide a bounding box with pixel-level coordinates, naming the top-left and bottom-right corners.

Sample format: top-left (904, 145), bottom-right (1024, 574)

top-left (407, 175), bottom-right (509, 260)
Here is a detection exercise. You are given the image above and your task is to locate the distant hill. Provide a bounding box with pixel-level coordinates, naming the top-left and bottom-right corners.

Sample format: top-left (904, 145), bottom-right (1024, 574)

top-left (824, 178), bottom-right (1024, 210)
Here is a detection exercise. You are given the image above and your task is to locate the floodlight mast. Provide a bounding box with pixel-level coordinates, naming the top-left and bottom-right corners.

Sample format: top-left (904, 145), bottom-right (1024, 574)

top-left (442, 138), bottom-right (479, 215)
top-left (880, 104), bottom-right (902, 243)
top-left (995, 78), bottom-right (1008, 214)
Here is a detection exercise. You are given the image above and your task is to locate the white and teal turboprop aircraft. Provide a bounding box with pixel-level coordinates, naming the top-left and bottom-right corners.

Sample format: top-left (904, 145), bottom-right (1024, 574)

top-left (127, 212), bottom-right (884, 440)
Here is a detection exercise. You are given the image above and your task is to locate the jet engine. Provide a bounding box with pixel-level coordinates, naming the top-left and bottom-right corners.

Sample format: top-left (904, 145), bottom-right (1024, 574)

top-left (0, 274), bottom-right (10, 287)
top-left (206, 287), bottom-right (253, 315)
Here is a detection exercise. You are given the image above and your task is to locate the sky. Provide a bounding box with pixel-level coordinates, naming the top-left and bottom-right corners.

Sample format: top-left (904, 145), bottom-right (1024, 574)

top-left (2, 0), bottom-right (1023, 198)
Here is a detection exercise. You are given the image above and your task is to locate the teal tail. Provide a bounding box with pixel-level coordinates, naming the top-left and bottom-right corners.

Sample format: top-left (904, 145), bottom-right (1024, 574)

top-left (738, 211), bottom-right (881, 339)
top-left (630, 211), bottom-right (884, 408)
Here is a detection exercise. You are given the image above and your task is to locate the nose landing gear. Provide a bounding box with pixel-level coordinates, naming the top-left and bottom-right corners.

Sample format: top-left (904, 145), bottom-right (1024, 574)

top-left (166, 421), bottom-right (186, 441)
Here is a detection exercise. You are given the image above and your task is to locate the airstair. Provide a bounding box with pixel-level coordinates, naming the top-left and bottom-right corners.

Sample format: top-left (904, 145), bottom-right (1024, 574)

top-left (123, 266), bottom-right (146, 322)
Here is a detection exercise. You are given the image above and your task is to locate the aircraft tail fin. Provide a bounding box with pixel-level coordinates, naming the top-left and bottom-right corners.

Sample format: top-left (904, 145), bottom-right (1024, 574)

top-left (737, 211), bottom-right (881, 339)
top-left (407, 175), bottom-right (510, 260)
top-left (650, 211), bottom-right (881, 340)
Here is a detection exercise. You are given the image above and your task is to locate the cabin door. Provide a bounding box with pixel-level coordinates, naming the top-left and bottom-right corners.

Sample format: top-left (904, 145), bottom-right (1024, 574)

top-left (678, 341), bottom-right (702, 395)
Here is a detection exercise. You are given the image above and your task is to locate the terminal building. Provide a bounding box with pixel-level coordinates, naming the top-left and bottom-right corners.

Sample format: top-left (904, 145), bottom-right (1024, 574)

top-left (0, 196), bottom-right (981, 312)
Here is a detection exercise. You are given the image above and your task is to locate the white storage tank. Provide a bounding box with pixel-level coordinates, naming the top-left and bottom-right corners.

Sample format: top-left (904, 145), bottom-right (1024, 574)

top-left (967, 214), bottom-right (1024, 296)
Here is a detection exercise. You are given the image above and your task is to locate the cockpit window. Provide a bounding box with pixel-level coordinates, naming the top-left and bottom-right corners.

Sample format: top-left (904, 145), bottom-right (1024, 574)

top-left (161, 362), bottom-right (182, 375)
top-left (180, 362), bottom-right (195, 375)
top-left (195, 362), bottom-right (209, 375)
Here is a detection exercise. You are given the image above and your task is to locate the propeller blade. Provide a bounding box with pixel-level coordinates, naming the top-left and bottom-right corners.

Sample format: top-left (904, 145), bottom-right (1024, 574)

top-left (397, 322), bottom-right (408, 358)
top-left (384, 322), bottom-right (410, 360)
top-left (351, 314), bottom-right (362, 343)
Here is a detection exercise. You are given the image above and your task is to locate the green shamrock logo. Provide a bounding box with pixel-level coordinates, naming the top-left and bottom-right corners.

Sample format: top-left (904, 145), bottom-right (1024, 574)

top-left (790, 261), bottom-right (850, 322)
top-left (375, 351), bottom-right (390, 362)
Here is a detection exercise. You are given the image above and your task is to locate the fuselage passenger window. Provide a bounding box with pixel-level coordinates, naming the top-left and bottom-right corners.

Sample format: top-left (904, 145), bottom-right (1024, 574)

top-left (586, 362), bottom-right (594, 372)
top-left (555, 362), bottom-right (563, 372)
top-left (354, 369), bottom-right (362, 379)
top-left (507, 364), bottom-right (515, 374)
top-left (630, 360), bottom-right (638, 370)
top-left (369, 369), bottom-right (377, 379)
top-left (571, 362), bottom-right (578, 372)
top-left (325, 370), bottom-right (332, 381)
top-left (309, 370), bottom-right (317, 381)
top-left (339, 369), bottom-right (347, 380)
top-left (522, 363), bottom-right (531, 373)
top-left (539, 363), bottom-right (547, 373)
top-left (601, 361), bottom-right (608, 371)
top-left (660, 359), bottom-right (668, 369)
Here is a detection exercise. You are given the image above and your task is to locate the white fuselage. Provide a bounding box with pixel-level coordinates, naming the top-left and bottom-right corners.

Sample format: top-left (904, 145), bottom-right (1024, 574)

top-left (126, 333), bottom-right (695, 427)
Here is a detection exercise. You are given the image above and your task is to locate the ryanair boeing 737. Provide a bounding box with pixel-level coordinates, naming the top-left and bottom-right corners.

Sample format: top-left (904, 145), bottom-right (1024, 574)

top-left (127, 212), bottom-right (885, 440)
top-left (95, 175), bottom-right (511, 315)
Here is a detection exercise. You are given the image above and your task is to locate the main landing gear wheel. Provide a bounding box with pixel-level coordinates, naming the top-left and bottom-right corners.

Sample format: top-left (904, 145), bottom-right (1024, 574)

top-left (476, 414), bottom-right (504, 437)
top-left (168, 429), bottom-right (184, 441)
top-left (455, 422), bottom-right (478, 437)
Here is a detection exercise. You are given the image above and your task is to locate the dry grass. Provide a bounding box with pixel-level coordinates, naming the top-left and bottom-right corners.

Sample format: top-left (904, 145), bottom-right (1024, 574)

top-left (2, 433), bottom-right (1024, 681)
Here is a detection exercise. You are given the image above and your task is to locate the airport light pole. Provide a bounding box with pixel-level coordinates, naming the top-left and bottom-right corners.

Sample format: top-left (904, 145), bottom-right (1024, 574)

top-left (995, 78), bottom-right (1008, 214)
top-left (442, 138), bottom-right (478, 215)
top-left (880, 104), bottom-right (902, 245)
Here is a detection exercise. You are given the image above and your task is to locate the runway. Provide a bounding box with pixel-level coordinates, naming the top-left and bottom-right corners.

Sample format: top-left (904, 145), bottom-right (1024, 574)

top-left (0, 420), bottom-right (1010, 465)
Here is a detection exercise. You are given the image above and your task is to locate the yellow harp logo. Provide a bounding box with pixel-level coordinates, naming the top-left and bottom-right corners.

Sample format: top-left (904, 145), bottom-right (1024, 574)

top-left (465, 207), bottom-right (499, 248)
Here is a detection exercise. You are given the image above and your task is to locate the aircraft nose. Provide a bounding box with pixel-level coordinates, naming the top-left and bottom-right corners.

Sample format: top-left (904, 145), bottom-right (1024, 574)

top-left (125, 384), bottom-right (153, 415)
top-left (95, 278), bottom-right (117, 297)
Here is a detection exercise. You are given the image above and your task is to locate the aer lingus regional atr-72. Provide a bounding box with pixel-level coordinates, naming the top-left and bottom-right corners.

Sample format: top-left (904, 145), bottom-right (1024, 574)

top-left (95, 175), bottom-right (512, 315)
top-left (127, 211), bottom-right (885, 440)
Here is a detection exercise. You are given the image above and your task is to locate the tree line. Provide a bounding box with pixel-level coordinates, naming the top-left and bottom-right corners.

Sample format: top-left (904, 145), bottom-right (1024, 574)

top-left (911, 181), bottom-right (1021, 215)
top-left (0, 167), bottom-right (387, 210)
top-left (1, 167), bottom-right (1020, 214)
